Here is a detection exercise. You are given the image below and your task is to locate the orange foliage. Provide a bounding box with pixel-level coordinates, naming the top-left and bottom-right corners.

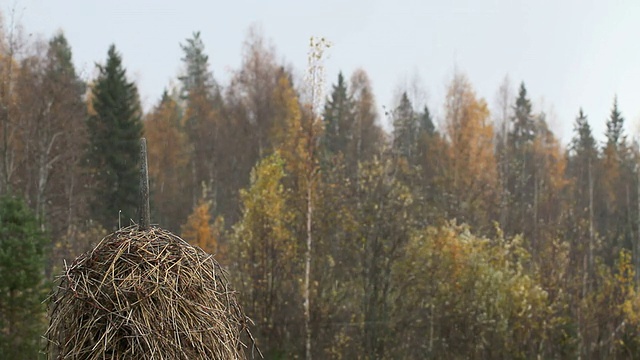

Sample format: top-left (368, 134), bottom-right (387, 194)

top-left (181, 198), bottom-right (219, 255)
top-left (442, 72), bottom-right (497, 228)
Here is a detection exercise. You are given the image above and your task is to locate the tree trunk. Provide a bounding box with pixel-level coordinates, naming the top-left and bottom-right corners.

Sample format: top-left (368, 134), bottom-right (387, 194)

top-left (138, 138), bottom-right (150, 230)
top-left (636, 158), bottom-right (640, 285)
top-left (304, 182), bottom-right (312, 360)
top-left (589, 158), bottom-right (594, 289)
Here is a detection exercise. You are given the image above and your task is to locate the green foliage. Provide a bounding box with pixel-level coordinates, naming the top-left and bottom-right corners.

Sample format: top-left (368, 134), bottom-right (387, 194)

top-left (392, 223), bottom-right (550, 358)
top-left (0, 195), bottom-right (47, 359)
top-left (322, 71), bottom-right (354, 157)
top-left (230, 153), bottom-right (299, 356)
top-left (179, 31), bottom-right (216, 97)
top-left (417, 105), bottom-right (435, 135)
top-left (46, 33), bottom-right (80, 82)
top-left (357, 157), bottom-right (416, 358)
top-left (179, 31), bottom-right (223, 217)
top-left (392, 92), bottom-right (417, 159)
top-left (8, 20), bottom-right (640, 359)
top-left (570, 109), bottom-right (597, 159)
top-left (605, 96), bottom-right (625, 148)
top-left (86, 45), bottom-right (143, 230)
top-left (599, 97), bottom-right (636, 263)
top-left (511, 82), bottom-right (536, 145)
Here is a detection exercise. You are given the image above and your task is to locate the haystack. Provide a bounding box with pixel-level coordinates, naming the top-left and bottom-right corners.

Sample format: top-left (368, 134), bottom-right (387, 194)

top-left (45, 139), bottom-right (257, 359)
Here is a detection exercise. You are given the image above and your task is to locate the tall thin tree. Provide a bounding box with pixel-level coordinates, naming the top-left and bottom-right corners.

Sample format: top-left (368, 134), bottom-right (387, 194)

top-left (86, 45), bottom-right (143, 230)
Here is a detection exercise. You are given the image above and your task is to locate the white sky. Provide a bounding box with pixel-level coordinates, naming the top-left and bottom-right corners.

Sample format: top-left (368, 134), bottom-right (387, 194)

top-left (4, 0), bottom-right (640, 145)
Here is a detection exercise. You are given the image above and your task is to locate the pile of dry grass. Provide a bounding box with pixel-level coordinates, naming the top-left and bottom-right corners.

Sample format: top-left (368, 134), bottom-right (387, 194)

top-left (45, 225), bottom-right (256, 360)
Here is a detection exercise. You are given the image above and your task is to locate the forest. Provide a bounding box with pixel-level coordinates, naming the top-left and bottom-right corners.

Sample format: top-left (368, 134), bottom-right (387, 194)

top-left (1, 15), bottom-right (640, 360)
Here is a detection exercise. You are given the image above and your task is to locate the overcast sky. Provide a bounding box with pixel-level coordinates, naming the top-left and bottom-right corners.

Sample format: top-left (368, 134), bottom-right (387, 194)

top-left (4, 0), bottom-right (640, 145)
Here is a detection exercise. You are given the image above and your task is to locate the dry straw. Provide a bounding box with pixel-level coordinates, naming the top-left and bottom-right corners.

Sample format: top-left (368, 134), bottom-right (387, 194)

top-left (45, 139), bottom-right (258, 359)
top-left (45, 226), bottom-right (256, 359)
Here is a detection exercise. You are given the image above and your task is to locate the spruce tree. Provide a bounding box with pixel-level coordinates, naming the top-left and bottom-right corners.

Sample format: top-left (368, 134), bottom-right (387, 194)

top-left (392, 92), bottom-right (417, 159)
top-left (566, 108), bottom-right (598, 299)
top-left (86, 45), bottom-right (143, 230)
top-left (179, 32), bottom-right (220, 210)
top-left (571, 109), bottom-right (596, 156)
top-left (179, 31), bottom-right (216, 98)
top-left (322, 72), bottom-right (353, 156)
top-left (0, 195), bottom-right (47, 359)
top-left (605, 96), bottom-right (625, 149)
top-left (511, 82), bottom-right (536, 146)
top-left (569, 109), bottom-right (598, 208)
top-left (601, 97), bottom-right (634, 261)
top-left (418, 105), bottom-right (435, 135)
top-left (505, 82), bottom-right (537, 239)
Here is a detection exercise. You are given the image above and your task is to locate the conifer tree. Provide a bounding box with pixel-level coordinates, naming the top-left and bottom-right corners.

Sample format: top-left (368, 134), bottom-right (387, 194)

top-left (86, 45), bottom-right (143, 230)
top-left (511, 82), bottom-right (536, 145)
top-left (322, 72), bottom-right (353, 156)
top-left (179, 32), bottom-right (220, 211)
top-left (566, 109), bottom-right (599, 352)
top-left (505, 82), bottom-right (537, 238)
top-left (600, 97), bottom-right (635, 261)
top-left (0, 195), bottom-right (47, 359)
top-left (415, 103), bottom-right (445, 225)
top-left (418, 105), bottom-right (435, 135)
top-left (605, 97), bottom-right (625, 148)
top-left (392, 92), bottom-right (417, 159)
top-left (179, 31), bottom-right (217, 98)
top-left (568, 109), bottom-right (598, 221)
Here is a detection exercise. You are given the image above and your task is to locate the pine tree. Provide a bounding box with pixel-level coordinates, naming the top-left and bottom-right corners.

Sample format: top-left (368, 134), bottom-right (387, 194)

top-left (86, 45), bottom-right (143, 230)
top-left (0, 195), bottom-right (47, 359)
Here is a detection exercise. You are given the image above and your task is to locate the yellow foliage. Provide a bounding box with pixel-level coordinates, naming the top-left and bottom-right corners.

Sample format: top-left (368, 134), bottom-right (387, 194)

top-left (85, 82), bottom-right (97, 116)
top-left (181, 198), bottom-right (218, 255)
top-left (145, 97), bottom-right (189, 182)
top-left (271, 73), bottom-right (308, 179)
top-left (535, 122), bottom-right (568, 189)
top-left (442, 73), bottom-right (497, 227)
top-left (393, 222), bottom-right (549, 357)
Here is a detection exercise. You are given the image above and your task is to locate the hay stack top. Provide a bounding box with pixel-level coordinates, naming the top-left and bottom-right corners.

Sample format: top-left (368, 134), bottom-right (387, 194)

top-left (46, 225), bottom-right (250, 359)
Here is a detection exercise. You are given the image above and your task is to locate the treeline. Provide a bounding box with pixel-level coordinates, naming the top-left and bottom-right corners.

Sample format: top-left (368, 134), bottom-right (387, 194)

top-left (2, 17), bottom-right (640, 358)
